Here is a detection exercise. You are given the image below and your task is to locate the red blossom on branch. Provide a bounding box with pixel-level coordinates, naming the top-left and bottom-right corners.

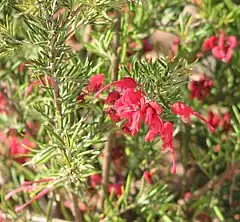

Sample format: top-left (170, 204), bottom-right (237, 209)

top-left (208, 111), bottom-right (231, 132)
top-left (94, 76), bottom-right (215, 174)
top-left (171, 102), bottom-right (215, 132)
top-left (144, 171), bottom-right (153, 184)
top-left (203, 31), bottom-right (238, 63)
top-left (108, 183), bottom-right (123, 197)
top-left (90, 174), bottom-right (102, 188)
top-left (188, 75), bottom-right (214, 101)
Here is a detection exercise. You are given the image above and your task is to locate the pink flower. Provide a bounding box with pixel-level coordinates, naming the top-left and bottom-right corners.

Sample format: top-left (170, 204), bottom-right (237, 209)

top-left (108, 183), bottom-right (123, 197)
top-left (184, 192), bottom-right (191, 200)
top-left (144, 171), bottom-right (152, 184)
top-left (0, 130), bottom-right (8, 142)
top-left (90, 174), bottom-right (102, 188)
top-left (203, 31), bottom-right (238, 63)
top-left (214, 144), bottom-right (221, 153)
top-left (188, 75), bottom-right (214, 101)
top-left (171, 102), bottom-right (215, 132)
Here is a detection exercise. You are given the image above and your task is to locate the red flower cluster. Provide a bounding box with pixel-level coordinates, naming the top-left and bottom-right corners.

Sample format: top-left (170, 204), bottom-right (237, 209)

top-left (90, 174), bottom-right (123, 197)
top-left (188, 75), bottom-right (214, 101)
top-left (94, 75), bottom-right (214, 174)
top-left (0, 130), bottom-right (35, 163)
top-left (203, 31), bottom-right (238, 63)
top-left (208, 111), bottom-right (231, 132)
top-left (5, 178), bottom-right (55, 213)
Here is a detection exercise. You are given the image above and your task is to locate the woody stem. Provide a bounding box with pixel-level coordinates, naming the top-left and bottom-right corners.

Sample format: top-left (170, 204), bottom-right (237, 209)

top-left (100, 10), bottom-right (121, 211)
top-left (71, 193), bottom-right (83, 222)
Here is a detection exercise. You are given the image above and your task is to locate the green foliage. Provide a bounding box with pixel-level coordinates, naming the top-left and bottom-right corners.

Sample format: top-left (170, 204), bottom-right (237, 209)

top-left (1, 0), bottom-right (240, 221)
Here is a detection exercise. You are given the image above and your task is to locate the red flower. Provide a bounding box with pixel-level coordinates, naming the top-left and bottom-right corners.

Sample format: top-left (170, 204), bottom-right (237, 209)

top-left (8, 136), bottom-right (34, 164)
top-left (188, 75), bottom-right (214, 101)
top-left (105, 90), bottom-right (121, 105)
top-left (161, 122), bottom-right (176, 174)
top-left (90, 174), bottom-right (102, 188)
top-left (87, 74), bottom-right (104, 93)
top-left (170, 37), bottom-right (180, 59)
top-left (208, 111), bottom-right (231, 132)
top-left (203, 31), bottom-right (238, 63)
top-left (220, 112), bottom-right (231, 132)
top-left (105, 107), bottom-right (121, 122)
top-left (208, 111), bottom-right (220, 129)
top-left (203, 36), bottom-right (218, 51)
top-left (26, 76), bottom-right (53, 95)
top-left (95, 77), bottom-right (137, 98)
top-left (214, 144), bottom-right (221, 153)
top-left (127, 38), bottom-right (153, 57)
top-left (145, 101), bottom-right (164, 142)
top-left (0, 92), bottom-right (8, 113)
top-left (184, 192), bottom-right (191, 200)
top-left (96, 77), bottom-right (215, 174)
top-left (144, 171), bottom-right (152, 184)
top-left (171, 102), bottom-right (215, 132)
top-left (114, 88), bottom-right (146, 135)
top-left (108, 183), bottom-right (123, 197)
top-left (141, 38), bottom-right (153, 53)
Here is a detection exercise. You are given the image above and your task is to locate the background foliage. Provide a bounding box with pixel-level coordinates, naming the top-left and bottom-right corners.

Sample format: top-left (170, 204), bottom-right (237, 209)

top-left (0, 0), bottom-right (240, 221)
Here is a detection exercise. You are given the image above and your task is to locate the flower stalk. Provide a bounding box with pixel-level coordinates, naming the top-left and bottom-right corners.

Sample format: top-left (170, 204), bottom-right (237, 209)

top-left (100, 10), bottom-right (121, 211)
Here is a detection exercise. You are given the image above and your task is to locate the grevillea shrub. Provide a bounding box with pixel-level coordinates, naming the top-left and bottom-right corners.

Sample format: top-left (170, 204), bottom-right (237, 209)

top-left (1, 0), bottom-right (240, 221)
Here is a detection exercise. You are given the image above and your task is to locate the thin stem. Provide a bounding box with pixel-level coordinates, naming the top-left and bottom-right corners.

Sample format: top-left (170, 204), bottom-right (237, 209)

top-left (71, 193), bottom-right (83, 222)
top-left (100, 135), bottom-right (114, 209)
top-left (48, 5), bottom-right (83, 221)
top-left (111, 10), bottom-right (121, 81)
top-left (100, 10), bottom-right (121, 211)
